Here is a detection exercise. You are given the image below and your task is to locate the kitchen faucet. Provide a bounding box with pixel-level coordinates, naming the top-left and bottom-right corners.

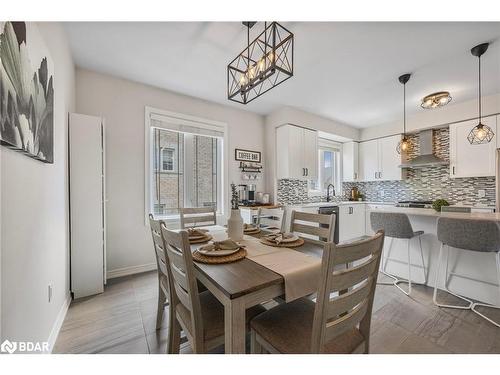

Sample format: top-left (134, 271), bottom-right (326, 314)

top-left (326, 184), bottom-right (336, 202)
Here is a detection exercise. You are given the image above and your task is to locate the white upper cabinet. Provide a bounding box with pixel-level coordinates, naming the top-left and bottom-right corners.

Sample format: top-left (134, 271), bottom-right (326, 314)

top-left (359, 135), bottom-right (402, 182)
top-left (449, 115), bottom-right (497, 178)
top-left (378, 135), bottom-right (403, 181)
top-left (359, 139), bottom-right (379, 182)
top-left (276, 124), bottom-right (318, 179)
top-left (342, 141), bottom-right (359, 182)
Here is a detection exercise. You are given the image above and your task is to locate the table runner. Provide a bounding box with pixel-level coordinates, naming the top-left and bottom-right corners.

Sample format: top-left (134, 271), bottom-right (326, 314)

top-left (195, 226), bottom-right (322, 302)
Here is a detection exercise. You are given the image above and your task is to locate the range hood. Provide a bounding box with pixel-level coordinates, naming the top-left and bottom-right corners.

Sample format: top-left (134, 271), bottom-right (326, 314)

top-left (399, 129), bottom-right (449, 169)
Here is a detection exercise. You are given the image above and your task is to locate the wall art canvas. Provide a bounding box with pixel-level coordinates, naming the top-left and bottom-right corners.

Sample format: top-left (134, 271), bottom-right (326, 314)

top-left (0, 21), bottom-right (54, 163)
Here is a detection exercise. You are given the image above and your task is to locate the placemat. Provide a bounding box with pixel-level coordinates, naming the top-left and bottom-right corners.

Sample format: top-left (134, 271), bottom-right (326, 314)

top-left (192, 248), bottom-right (247, 264)
top-left (259, 237), bottom-right (305, 248)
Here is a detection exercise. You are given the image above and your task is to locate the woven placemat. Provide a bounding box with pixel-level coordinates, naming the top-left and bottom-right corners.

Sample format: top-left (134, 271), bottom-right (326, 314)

top-left (192, 248), bottom-right (247, 264)
top-left (259, 237), bottom-right (305, 248)
top-left (189, 234), bottom-right (213, 244)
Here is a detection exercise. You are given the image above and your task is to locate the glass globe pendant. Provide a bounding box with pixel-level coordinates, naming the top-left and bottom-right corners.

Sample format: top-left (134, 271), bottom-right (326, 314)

top-left (468, 42), bottom-right (494, 145)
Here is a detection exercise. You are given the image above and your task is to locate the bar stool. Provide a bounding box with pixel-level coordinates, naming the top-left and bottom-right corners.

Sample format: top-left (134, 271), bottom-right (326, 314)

top-left (434, 217), bottom-right (500, 328)
top-left (370, 212), bottom-right (427, 295)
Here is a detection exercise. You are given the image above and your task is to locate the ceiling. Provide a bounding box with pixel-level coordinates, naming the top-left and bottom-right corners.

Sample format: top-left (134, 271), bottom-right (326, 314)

top-left (64, 22), bottom-right (500, 128)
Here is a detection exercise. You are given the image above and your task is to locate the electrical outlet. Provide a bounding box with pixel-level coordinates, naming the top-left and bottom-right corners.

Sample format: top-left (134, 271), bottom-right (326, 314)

top-left (48, 284), bottom-right (53, 303)
top-left (380, 190), bottom-right (385, 198)
top-left (478, 189), bottom-right (486, 198)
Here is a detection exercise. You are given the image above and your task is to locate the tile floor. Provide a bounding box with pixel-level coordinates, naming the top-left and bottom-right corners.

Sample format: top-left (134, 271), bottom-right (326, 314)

top-left (53, 271), bottom-right (500, 354)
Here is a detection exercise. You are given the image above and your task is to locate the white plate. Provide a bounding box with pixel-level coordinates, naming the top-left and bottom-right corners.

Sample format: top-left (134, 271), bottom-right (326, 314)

top-left (198, 245), bottom-right (241, 257)
top-left (264, 233), bottom-right (299, 243)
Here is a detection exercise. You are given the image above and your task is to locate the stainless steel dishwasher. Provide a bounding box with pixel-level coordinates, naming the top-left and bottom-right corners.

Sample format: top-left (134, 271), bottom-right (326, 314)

top-left (318, 205), bottom-right (339, 243)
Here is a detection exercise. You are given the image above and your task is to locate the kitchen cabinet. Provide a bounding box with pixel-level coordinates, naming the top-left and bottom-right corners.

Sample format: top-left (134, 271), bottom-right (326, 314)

top-left (342, 141), bottom-right (359, 182)
top-left (359, 135), bottom-right (402, 182)
top-left (449, 116), bottom-right (497, 178)
top-left (276, 124), bottom-right (318, 179)
top-left (339, 204), bottom-right (366, 242)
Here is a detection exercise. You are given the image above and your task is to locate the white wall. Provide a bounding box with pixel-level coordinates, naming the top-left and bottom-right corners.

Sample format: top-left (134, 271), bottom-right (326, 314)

top-left (361, 93), bottom-right (500, 140)
top-left (264, 106), bottom-right (361, 200)
top-left (75, 69), bottom-right (265, 276)
top-left (1, 23), bottom-right (75, 347)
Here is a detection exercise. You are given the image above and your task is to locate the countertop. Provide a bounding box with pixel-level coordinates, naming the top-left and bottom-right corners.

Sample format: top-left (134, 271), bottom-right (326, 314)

top-left (367, 205), bottom-right (500, 222)
top-left (288, 201), bottom-right (395, 208)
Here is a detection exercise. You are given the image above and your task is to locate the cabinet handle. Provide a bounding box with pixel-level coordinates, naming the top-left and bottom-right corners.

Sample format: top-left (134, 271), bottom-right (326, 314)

top-left (452, 166), bottom-right (455, 175)
top-left (374, 172), bottom-right (377, 179)
top-left (306, 168), bottom-right (309, 176)
top-left (379, 171), bottom-right (382, 179)
top-left (302, 168), bottom-right (305, 176)
top-left (354, 172), bottom-right (357, 180)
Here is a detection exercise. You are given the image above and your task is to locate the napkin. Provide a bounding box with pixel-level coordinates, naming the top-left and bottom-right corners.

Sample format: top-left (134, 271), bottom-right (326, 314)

top-left (187, 228), bottom-right (208, 238)
top-left (202, 239), bottom-right (242, 252)
top-left (244, 223), bottom-right (257, 231)
top-left (263, 232), bottom-right (294, 244)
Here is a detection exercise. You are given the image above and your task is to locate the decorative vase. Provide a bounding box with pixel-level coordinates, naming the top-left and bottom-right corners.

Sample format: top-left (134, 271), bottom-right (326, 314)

top-left (227, 209), bottom-right (244, 241)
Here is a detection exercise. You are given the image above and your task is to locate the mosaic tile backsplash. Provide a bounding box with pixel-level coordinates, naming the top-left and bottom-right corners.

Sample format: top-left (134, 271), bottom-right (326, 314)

top-left (277, 128), bottom-right (496, 207)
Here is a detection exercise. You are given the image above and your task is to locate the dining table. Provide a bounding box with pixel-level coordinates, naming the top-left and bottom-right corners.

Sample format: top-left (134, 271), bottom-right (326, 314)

top-left (189, 225), bottom-right (326, 354)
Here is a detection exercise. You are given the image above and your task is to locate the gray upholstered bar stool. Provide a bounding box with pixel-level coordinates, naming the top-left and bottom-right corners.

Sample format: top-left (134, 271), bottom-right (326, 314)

top-left (370, 212), bottom-right (427, 295)
top-left (434, 217), bottom-right (500, 327)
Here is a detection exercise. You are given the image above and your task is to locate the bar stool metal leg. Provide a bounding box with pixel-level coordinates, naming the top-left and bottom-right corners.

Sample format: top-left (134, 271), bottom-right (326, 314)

top-left (470, 252), bottom-right (500, 328)
top-left (378, 237), bottom-right (399, 285)
top-left (433, 243), bottom-right (473, 310)
top-left (394, 238), bottom-right (412, 295)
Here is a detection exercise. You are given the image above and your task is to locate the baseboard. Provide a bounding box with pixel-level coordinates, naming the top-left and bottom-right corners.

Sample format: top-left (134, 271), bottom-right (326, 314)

top-left (47, 294), bottom-right (71, 353)
top-left (107, 263), bottom-right (157, 279)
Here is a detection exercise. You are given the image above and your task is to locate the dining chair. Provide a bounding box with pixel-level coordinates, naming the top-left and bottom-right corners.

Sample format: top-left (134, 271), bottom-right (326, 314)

top-left (148, 214), bottom-right (171, 330)
top-left (434, 217), bottom-right (500, 327)
top-left (289, 210), bottom-right (336, 243)
top-left (180, 207), bottom-right (217, 229)
top-left (250, 231), bottom-right (385, 354)
top-left (160, 223), bottom-right (266, 353)
top-left (256, 207), bottom-right (286, 232)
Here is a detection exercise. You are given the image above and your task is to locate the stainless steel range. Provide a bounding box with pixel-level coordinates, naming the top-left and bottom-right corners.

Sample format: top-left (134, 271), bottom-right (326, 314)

top-left (396, 200), bottom-right (433, 209)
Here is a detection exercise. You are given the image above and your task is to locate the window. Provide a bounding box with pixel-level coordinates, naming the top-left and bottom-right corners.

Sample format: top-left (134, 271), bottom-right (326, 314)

top-left (147, 108), bottom-right (226, 219)
top-left (309, 139), bottom-right (341, 195)
top-left (160, 147), bottom-right (176, 172)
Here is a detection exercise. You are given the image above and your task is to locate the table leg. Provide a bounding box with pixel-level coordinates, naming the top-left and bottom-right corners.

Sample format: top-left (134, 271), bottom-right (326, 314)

top-left (224, 297), bottom-right (246, 354)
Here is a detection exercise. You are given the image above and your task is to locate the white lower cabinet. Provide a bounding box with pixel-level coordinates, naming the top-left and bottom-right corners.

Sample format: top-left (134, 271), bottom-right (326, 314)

top-left (338, 204), bottom-right (365, 242)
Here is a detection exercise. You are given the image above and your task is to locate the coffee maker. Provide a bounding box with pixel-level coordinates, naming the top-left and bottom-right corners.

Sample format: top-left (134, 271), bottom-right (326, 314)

top-left (247, 184), bottom-right (257, 203)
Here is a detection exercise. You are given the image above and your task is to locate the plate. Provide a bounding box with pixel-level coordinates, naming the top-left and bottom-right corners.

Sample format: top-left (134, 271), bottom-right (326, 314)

top-left (264, 233), bottom-right (299, 243)
top-left (197, 246), bottom-right (242, 257)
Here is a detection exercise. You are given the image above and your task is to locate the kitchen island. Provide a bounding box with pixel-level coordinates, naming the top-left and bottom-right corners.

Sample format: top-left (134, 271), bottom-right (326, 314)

top-left (367, 205), bottom-right (500, 305)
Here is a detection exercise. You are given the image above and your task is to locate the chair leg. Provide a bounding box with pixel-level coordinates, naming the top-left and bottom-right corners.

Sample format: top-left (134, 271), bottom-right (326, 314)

top-left (156, 284), bottom-right (167, 330)
top-left (168, 315), bottom-right (181, 354)
top-left (394, 238), bottom-right (412, 295)
top-left (378, 237), bottom-right (399, 285)
top-left (250, 330), bottom-right (264, 354)
top-left (418, 236), bottom-right (428, 284)
top-left (433, 244), bottom-right (473, 310)
top-left (471, 252), bottom-right (500, 328)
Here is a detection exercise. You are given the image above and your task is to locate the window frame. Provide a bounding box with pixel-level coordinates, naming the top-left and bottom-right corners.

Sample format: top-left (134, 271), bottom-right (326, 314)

top-left (309, 138), bottom-right (342, 196)
top-left (144, 106), bottom-right (228, 225)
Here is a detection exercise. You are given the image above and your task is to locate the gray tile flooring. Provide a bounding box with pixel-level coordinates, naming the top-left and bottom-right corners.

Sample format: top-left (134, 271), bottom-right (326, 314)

top-left (53, 271), bottom-right (500, 354)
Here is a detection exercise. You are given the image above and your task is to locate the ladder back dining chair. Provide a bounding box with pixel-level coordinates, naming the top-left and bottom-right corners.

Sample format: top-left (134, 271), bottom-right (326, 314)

top-left (250, 231), bottom-right (385, 354)
top-left (179, 207), bottom-right (217, 229)
top-left (256, 207), bottom-right (286, 232)
top-left (160, 224), bottom-right (265, 353)
top-left (289, 210), bottom-right (336, 243)
top-left (148, 214), bottom-right (171, 331)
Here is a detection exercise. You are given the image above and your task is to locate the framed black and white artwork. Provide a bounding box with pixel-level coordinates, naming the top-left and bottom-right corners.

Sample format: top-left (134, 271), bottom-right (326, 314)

top-left (0, 21), bottom-right (54, 163)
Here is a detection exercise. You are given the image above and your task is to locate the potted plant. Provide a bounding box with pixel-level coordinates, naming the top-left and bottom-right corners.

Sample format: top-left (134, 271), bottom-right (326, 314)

top-left (227, 183), bottom-right (244, 241)
top-left (432, 199), bottom-right (450, 212)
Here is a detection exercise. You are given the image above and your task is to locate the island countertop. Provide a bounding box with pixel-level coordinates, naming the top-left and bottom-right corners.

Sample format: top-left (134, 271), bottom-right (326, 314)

top-left (368, 205), bottom-right (500, 222)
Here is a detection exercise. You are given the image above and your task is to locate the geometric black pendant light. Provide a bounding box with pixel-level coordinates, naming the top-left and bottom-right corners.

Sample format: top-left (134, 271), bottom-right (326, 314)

top-left (396, 73), bottom-right (412, 154)
top-left (227, 22), bottom-right (294, 104)
top-left (467, 42), bottom-right (495, 145)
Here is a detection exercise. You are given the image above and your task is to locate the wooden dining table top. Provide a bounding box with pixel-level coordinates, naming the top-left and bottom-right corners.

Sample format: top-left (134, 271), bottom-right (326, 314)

top-left (189, 226), bottom-right (322, 300)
